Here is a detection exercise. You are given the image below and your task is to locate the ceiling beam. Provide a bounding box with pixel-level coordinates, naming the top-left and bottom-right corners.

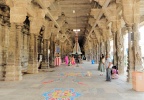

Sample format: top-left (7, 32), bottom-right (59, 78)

top-left (87, 0), bottom-right (111, 38)
top-left (34, 0), bottom-right (60, 29)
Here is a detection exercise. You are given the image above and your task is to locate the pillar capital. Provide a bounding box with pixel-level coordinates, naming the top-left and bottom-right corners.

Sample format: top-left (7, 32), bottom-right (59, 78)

top-left (126, 25), bottom-right (133, 33)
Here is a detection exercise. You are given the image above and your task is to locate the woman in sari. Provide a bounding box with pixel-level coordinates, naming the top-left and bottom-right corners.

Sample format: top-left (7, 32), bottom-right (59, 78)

top-left (64, 54), bottom-right (69, 66)
top-left (71, 56), bottom-right (75, 65)
top-left (99, 55), bottom-right (105, 76)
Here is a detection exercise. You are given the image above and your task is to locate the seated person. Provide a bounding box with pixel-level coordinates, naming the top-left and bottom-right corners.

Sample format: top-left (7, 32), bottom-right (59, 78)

top-left (71, 56), bottom-right (75, 65)
top-left (111, 66), bottom-right (119, 79)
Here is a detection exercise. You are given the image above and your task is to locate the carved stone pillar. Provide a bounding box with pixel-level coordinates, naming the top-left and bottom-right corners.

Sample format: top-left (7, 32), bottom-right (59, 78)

top-left (93, 45), bottom-right (97, 63)
top-left (15, 24), bottom-right (23, 71)
top-left (96, 44), bottom-right (99, 64)
top-left (2, 17), bottom-right (10, 80)
top-left (98, 43), bottom-right (101, 62)
top-left (41, 39), bottom-right (48, 69)
top-left (0, 16), bottom-right (3, 80)
top-left (127, 26), bottom-right (134, 82)
top-left (100, 42), bottom-right (102, 54)
top-left (133, 23), bottom-right (143, 71)
top-left (102, 42), bottom-right (106, 55)
top-left (116, 26), bottom-right (124, 75)
top-left (22, 33), bottom-right (29, 70)
top-left (27, 33), bottom-right (38, 73)
top-left (5, 24), bottom-right (22, 81)
top-left (60, 43), bottom-right (64, 63)
top-left (113, 32), bottom-right (117, 66)
top-left (106, 39), bottom-right (110, 55)
top-left (49, 34), bottom-right (55, 67)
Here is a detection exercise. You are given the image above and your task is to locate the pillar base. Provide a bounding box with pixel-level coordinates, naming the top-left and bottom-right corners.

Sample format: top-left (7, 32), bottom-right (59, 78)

top-left (127, 69), bottom-right (134, 83)
top-left (41, 62), bottom-right (48, 69)
top-left (118, 67), bottom-right (124, 75)
top-left (27, 63), bottom-right (38, 74)
top-left (5, 65), bottom-right (22, 81)
top-left (0, 66), bottom-right (4, 81)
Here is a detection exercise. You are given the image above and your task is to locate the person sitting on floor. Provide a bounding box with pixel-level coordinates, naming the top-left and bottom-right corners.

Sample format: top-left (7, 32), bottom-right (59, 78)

top-left (71, 56), bottom-right (75, 65)
top-left (111, 66), bottom-right (119, 79)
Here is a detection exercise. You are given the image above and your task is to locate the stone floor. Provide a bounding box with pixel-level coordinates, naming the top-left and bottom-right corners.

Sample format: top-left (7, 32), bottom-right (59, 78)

top-left (0, 61), bottom-right (144, 100)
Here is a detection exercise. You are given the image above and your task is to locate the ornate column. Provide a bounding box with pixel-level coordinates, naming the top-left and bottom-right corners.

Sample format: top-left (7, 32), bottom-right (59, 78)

top-left (101, 42), bottom-right (106, 55)
top-left (41, 39), bottom-right (48, 69)
top-left (127, 26), bottom-right (134, 82)
top-left (5, 24), bottom-right (22, 81)
top-left (15, 24), bottom-right (23, 74)
top-left (0, 15), bottom-right (4, 80)
top-left (22, 32), bottom-right (29, 70)
top-left (21, 21), bottom-right (30, 71)
top-left (133, 23), bottom-right (143, 71)
top-left (122, 0), bottom-right (142, 82)
top-left (112, 22), bottom-right (117, 66)
top-left (96, 43), bottom-right (100, 64)
top-left (98, 43), bottom-right (101, 62)
top-left (49, 34), bottom-right (55, 67)
top-left (41, 26), bottom-right (48, 69)
top-left (92, 39), bottom-right (96, 61)
top-left (27, 33), bottom-right (38, 73)
top-left (106, 39), bottom-right (110, 55)
top-left (27, 16), bottom-right (44, 73)
top-left (94, 44), bottom-right (97, 63)
top-left (0, 9), bottom-right (10, 80)
top-left (116, 20), bottom-right (124, 75)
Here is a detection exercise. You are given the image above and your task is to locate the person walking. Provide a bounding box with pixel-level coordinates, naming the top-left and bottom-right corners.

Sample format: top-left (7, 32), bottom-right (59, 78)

top-left (105, 54), bottom-right (112, 81)
top-left (99, 55), bottom-right (105, 76)
top-left (98, 54), bottom-right (104, 71)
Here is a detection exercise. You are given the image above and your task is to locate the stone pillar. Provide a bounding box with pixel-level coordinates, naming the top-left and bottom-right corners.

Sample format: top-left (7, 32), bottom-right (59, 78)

top-left (2, 17), bottom-right (10, 79)
top-left (98, 43), bottom-right (101, 62)
top-left (102, 42), bottom-right (106, 55)
top-left (27, 33), bottom-right (38, 73)
top-left (5, 24), bottom-right (22, 81)
top-left (127, 26), bottom-right (134, 82)
top-left (96, 44), bottom-right (99, 64)
top-left (106, 39), bottom-right (110, 55)
top-left (49, 34), bottom-right (55, 67)
top-left (113, 31), bottom-right (117, 66)
top-left (22, 33), bottom-right (29, 70)
top-left (100, 42), bottom-right (102, 54)
top-left (41, 39), bottom-right (48, 69)
top-left (94, 45), bottom-right (97, 63)
top-left (116, 25), bottom-right (124, 75)
top-left (133, 23), bottom-right (143, 71)
top-left (60, 43), bottom-right (63, 63)
top-left (0, 15), bottom-right (10, 80)
top-left (0, 16), bottom-right (4, 80)
top-left (121, 0), bottom-right (142, 82)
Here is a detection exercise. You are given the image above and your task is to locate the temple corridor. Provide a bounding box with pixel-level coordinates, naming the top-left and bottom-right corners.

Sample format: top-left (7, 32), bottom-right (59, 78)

top-left (0, 61), bottom-right (144, 100)
top-left (1, 0), bottom-right (144, 99)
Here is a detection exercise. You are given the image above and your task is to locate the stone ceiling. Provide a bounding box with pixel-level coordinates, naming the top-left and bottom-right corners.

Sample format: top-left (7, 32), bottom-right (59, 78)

top-left (56, 0), bottom-right (144, 46)
top-left (58, 0), bottom-right (92, 46)
top-left (1, 0), bottom-right (144, 47)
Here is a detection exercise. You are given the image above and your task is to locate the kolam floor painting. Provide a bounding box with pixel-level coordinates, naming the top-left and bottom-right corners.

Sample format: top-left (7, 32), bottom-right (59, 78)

top-left (43, 88), bottom-right (81, 100)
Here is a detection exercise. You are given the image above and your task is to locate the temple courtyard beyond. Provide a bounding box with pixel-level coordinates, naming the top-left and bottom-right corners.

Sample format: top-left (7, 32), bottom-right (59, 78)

top-left (1, 0), bottom-right (144, 100)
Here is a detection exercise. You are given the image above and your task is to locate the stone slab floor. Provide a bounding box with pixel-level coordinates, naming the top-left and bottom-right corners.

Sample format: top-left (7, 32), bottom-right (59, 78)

top-left (0, 61), bottom-right (144, 100)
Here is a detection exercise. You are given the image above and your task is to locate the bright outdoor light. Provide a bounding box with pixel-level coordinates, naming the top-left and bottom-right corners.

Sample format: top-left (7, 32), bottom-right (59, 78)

top-left (73, 10), bottom-right (75, 13)
top-left (73, 29), bottom-right (80, 32)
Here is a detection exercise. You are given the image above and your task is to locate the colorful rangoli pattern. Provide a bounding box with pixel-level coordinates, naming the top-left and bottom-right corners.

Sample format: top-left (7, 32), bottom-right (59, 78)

top-left (43, 88), bottom-right (81, 100)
